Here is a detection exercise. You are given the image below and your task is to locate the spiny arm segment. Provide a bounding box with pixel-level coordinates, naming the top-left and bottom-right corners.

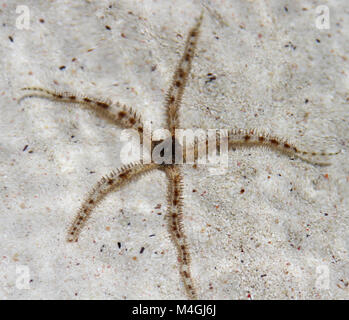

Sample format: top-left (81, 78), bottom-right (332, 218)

top-left (20, 87), bottom-right (144, 136)
top-left (182, 128), bottom-right (339, 166)
top-left (225, 128), bottom-right (340, 165)
top-left (67, 162), bottom-right (159, 242)
top-left (166, 12), bottom-right (203, 135)
top-left (165, 166), bottom-right (197, 299)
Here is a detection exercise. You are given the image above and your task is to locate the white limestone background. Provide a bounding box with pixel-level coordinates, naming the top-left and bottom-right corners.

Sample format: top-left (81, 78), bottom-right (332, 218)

top-left (0, 0), bottom-right (348, 299)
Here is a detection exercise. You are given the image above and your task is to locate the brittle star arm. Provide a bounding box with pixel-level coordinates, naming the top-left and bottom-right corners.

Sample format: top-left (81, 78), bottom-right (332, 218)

top-left (67, 162), bottom-right (159, 242)
top-left (182, 128), bottom-right (339, 166)
top-left (166, 12), bottom-right (203, 135)
top-left (164, 165), bottom-right (197, 299)
top-left (19, 87), bottom-right (144, 137)
top-left (224, 128), bottom-right (340, 166)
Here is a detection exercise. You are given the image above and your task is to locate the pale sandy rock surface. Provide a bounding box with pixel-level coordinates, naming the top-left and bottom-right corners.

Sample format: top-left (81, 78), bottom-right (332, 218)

top-left (0, 0), bottom-right (348, 299)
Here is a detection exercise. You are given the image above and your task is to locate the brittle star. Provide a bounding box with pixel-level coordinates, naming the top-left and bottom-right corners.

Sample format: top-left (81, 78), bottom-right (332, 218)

top-left (20, 12), bottom-right (339, 299)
